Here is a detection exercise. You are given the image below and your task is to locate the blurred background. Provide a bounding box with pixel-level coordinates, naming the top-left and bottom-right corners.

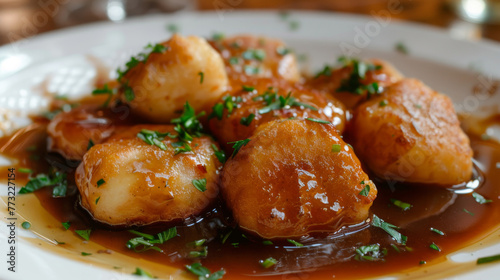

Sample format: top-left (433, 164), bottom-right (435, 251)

top-left (0, 0), bottom-right (499, 46)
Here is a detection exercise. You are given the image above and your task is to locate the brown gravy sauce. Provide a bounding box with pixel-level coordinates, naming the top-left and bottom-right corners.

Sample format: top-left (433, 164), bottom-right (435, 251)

top-left (1, 108), bottom-right (500, 279)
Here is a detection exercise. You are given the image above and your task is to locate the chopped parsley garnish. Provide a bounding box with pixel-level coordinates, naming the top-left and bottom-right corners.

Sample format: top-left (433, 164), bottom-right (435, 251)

top-left (19, 171), bottom-right (67, 198)
top-left (167, 23), bottom-right (179, 33)
top-left (123, 85), bottom-right (135, 102)
top-left (210, 103), bottom-right (224, 120)
top-left (354, 244), bottom-right (387, 262)
top-left (276, 46), bottom-right (290, 56)
top-left (189, 245), bottom-right (208, 258)
top-left (126, 227), bottom-right (177, 253)
top-left (242, 49), bottom-right (266, 61)
top-left (331, 144), bottom-right (341, 153)
top-left (260, 257), bottom-right (277, 268)
top-left (54, 94), bottom-right (68, 100)
top-left (22, 222), bottom-right (31, 229)
top-left (419, 260), bottom-right (427, 265)
top-left (430, 228), bottom-right (445, 236)
top-left (52, 183), bottom-right (67, 198)
top-left (463, 208), bottom-right (475, 216)
top-left (193, 239), bottom-right (207, 247)
top-left (359, 185), bottom-right (370, 197)
top-left (209, 96), bottom-right (242, 120)
top-left (390, 199), bottom-right (412, 211)
top-left (95, 197), bottom-right (101, 205)
top-left (192, 179), bottom-right (207, 192)
top-left (472, 192), bottom-right (492, 204)
top-left (212, 32), bottom-right (225, 41)
top-left (224, 96), bottom-right (235, 113)
top-left (116, 43), bottom-right (168, 103)
top-left (117, 44), bottom-right (167, 82)
top-left (391, 244), bottom-right (400, 253)
top-left (287, 239), bottom-right (303, 247)
top-left (262, 240), bottom-right (273, 245)
top-left (211, 144), bottom-right (226, 164)
top-left (229, 57), bottom-right (240, 65)
top-left (172, 141), bottom-right (192, 155)
top-left (87, 139), bottom-right (94, 150)
top-left (92, 84), bottom-right (115, 107)
top-left (336, 57), bottom-right (383, 98)
top-left (75, 229), bottom-right (91, 241)
top-left (315, 65), bottom-right (332, 78)
top-left (252, 87), bottom-right (275, 103)
top-left (228, 139), bottom-right (250, 158)
top-left (258, 91), bottom-right (318, 114)
top-left (18, 168), bottom-right (32, 173)
top-left (137, 103), bottom-right (204, 155)
top-left (128, 230), bottom-right (155, 240)
top-left (132, 267), bottom-right (154, 278)
top-left (221, 230), bottom-right (233, 244)
top-left (81, 252), bottom-right (92, 256)
top-left (242, 85), bottom-right (255, 92)
top-left (289, 20), bottom-right (300, 31)
top-left (137, 129), bottom-right (170, 150)
top-left (429, 242), bottom-right (441, 252)
top-left (477, 254), bottom-right (500, 264)
top-left (188, 238), bottom-right (208, 256)
top-left (240, 113), bottom-right (255, 126)
top-left (244, 65), bottom-right (260, 75)
top-left (198, 71), bottom-right (204, 84)
top-left (185, 262), bottom-right (225, 280)
top-left (371, 215), bottom-right (407, 245)
top-left (395, 42), bottom-right (409, 54)
top-left (97, 179), bottom-right (105, 187)
top-left (305, 118), bottom-right (330, 124)
top-left (379, 100), bottom-right (388, 107)
top-left (62, 221), bottom-right (71, 230)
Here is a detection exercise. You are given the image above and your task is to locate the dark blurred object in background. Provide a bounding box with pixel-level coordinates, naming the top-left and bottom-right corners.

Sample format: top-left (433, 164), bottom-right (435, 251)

top-left (0, 0), bottom-right (499, 46)
top-left (0, 0), bottom-right (192, 46)
top-left (198, 0), bottom-right (444, 21)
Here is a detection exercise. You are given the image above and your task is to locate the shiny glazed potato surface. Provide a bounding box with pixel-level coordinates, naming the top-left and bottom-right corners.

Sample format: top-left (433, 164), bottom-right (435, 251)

top-left (124, 34), bottom-right (229, 123)
top-left (47, 105), bottom-right (120, 160)
top-left (221, 119), bottom-right (377, 239)
top-left (75, 125), bottom-right (222, 226)
top-left (208, 78), bottom-right (346, 152)
top-left (209, 35), bottom-right (301, 83)
top-left (350, 78), bottom-right (473, 185)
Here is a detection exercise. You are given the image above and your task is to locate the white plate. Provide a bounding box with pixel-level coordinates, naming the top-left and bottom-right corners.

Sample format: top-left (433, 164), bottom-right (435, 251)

top-left (1, 10), bottom-right (500, 280)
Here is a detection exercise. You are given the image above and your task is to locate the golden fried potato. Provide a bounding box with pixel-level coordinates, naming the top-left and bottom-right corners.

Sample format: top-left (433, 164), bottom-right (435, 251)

top-left (47, 105), bottom-right (123, 160)
top-left (350, 78), bottom-right (473, 185)
top-left (307, 59), bottom-right (403, 109)
top-left (209, 35), bottom-right (300, 83)
top-left (221, 119), bottom-right (377, 239)
top-left (124, 34), bottom-right (229, 123)
top-left (75, 125), bottom-right (222, 226)
top-left (208, 78), bottom-right (346, 152)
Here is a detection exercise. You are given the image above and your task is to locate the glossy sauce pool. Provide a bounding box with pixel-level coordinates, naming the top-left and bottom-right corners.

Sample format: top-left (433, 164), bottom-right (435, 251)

top-left (1, 120), bottom-right (499, 279)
